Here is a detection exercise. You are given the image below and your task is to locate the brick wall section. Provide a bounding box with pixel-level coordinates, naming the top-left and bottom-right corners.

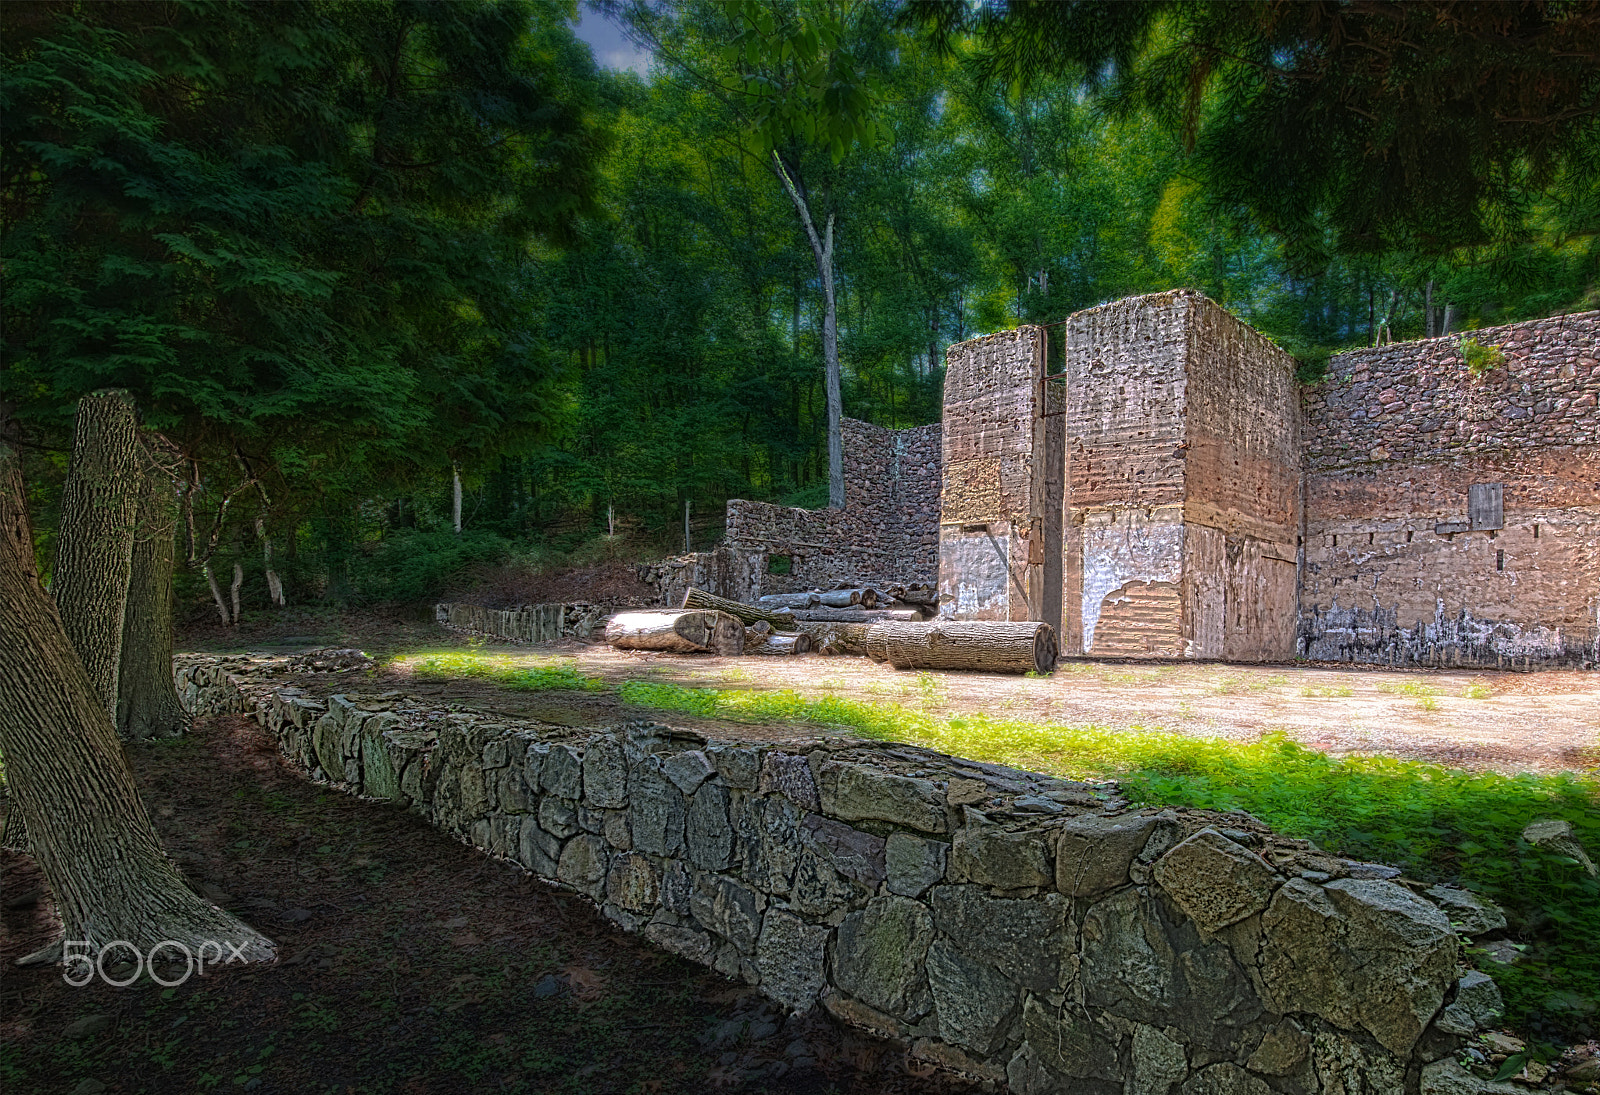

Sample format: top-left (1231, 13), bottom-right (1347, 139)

top-left (1300, 311), bottom-right (1600, 668)
top-left (938, 328), bottom-right (1063, 635)
top-left (719, 418), bottom-right (941, 603)
top-left (178, 653), bottom-right (1489, 1093)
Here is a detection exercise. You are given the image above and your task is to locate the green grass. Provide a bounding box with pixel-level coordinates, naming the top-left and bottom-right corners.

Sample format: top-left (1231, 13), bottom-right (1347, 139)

top-left (617, 679), bottom-right (1600, 1037)
top-left (410, 652), bottom-right (606, 693)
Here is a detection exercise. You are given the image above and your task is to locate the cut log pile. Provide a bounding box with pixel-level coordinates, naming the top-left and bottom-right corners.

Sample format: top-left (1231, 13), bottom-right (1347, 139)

top-left (603, 610), bottom-right (743, 655)
top-left (865, 620), bottom-right (1058, 675)
top-left (759, 581), bottom-right (941, 625)
top-left (682, 587), bottom-right (797, 631)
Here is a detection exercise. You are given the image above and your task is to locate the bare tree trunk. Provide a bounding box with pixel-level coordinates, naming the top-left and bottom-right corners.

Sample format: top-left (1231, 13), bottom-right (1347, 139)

top-left (53, 391), bottom-right (141, 724)
top-left (0, 440), bottom-right (275, 965)
top-left (681, 586), bottom-right (798, 631)
top-left (1424, 279), bottom-right (1436, 338)
top-left (258, 516), bottom-right (285, 607)
top-left (452, 464), bottom-right (463, 534)
top-left (229, 561), bottom-right (243, 625)
top-left (117, 450), bottom-right (187, 740)
top-left (773, 152), bottom-right (844, 509)
top-left (865, 620), bottom-right (1058, 674)
top-left (203, 562), bottom-right (231, 626)
top-left (605, 610), bottom-right (742, 654)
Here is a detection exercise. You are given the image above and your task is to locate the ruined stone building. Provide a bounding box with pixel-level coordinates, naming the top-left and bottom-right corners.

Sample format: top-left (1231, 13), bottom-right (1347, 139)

top-left (685, 290), bottom-right (1598, 669)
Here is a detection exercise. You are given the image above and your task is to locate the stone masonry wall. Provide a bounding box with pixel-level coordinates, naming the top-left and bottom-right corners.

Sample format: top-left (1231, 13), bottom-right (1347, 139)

top-left (435, 602), bottom-right (608, 644)
top-left (721, 418), bottom-right (941, 604)
top-left (178, 653), bottom-right (1507, 1095)
top-left (1300, 311), bottom-right (1600, 668)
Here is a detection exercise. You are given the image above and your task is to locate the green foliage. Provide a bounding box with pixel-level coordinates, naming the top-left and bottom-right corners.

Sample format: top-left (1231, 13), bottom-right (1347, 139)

top-left (346, 530), bottom-right (512, 606)
top-left (1463, 337), bottom-right (1508, 377)
top-left (616, 678), bottom-right (1600, 1036)
top-left (411, 652), bottom-right (605, 692)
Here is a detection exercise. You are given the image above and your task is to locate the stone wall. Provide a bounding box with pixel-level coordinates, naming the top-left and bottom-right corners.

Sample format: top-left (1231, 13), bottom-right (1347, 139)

top-left (435, 602), bottom-right (609, 644)
top-left (177, 653), bottom-right (1506, 1094)
top-left (718, 418), bottom-right (941, 604)
top-left (938, 328), bottom-right (1064, 639)
top-left (1299, 311), bottom-right (1600, 668)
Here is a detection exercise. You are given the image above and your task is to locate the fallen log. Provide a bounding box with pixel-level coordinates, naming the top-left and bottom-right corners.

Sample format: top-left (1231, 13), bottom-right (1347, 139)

top-left (681, 587), bottom-right (797, 631)
top-left (749, 633), bottom-right (812, 656)
top-left (792, 607), bottom-right (924, 624)
top-left (757, 591), bottom-right (822, 610)
top-left (797, 620), bottom-right (870, 656)
top-left (864, 620), bottom-right (1057, 675)
top-left (605, 610), bottom-right (744, 654)
top-left (895, 589), bottom-right (940, 607)
top-left (816, 587), bottom-right (878, 609)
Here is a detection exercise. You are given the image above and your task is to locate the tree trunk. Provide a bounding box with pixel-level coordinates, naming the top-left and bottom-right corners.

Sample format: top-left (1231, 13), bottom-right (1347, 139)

top-left (53, 391), bottom-right (142, 725)
top-left (796, 620), bottom-right (870, 656)
top-left (817, 587), bottom-right (878, 608)
top-left (681, 586), bottom-right (797, 631)
top-left (203, 562), bottom-right (231, 625)
top-left (757, 591), bottom-right (822, 610)
top-left (117, 450), bottom-right (187, 740)
top-left (229, 561), bottom-right (243, 624)
top-left (452, 464), bottom-right (463, 534)
top-left (794, 606), bottom-right (924, 624)
top-left (772, 152), bottom-right (844, 509)
top-left (258, 516), bottom-right (285, 607)
top-left (605, 610), bottom-right (743, 654)
top-left (865, 620), bottom-right (1058, 674)
top-left (749, 633), bottom-right (811, 656)
top-left (0, 440), bottom-right (276, 964)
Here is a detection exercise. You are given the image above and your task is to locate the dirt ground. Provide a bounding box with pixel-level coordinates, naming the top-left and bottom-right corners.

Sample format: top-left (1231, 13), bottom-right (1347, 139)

top-left (363, 643), bottom-right (1600, 775)
top-left (0, 715), bottom-right (981, 1095)
top-left (182, 610), bottom-right (1600, 773)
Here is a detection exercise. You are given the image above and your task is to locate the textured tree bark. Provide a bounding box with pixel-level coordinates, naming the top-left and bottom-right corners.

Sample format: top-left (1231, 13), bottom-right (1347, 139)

top-left (605, 610), bottom-right (742, 654)
top-left (229, 561), bottom-right (243, 624)
top-left (796, 620), bottom-right (870, 656)
top-left (681, 587), bottom-right (797, 631)
top-left (816, 588), bottom-right (878, 608)
top-left (757, 591), bottom-right (822, 610)
top-left (117, 452), bottom-right (187, 740)
top-left (749, 633), bottom-right (812, 656)
top-left (53, 391), bottom-right (142, 724)
top-left (0, 442), bottom-right (276, 963)
top-left (452, 464), bottom-right (463, 534)
top-left (865, 620), bottom-right (1058, 674)
top-left (793, 606), bottom-right (923, 624)
top-left (203, 562), bottom-right (231, 625)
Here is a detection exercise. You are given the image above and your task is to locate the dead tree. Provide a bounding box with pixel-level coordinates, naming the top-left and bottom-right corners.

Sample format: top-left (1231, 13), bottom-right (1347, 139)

top-left (681, 587), bottom-right (797, 631)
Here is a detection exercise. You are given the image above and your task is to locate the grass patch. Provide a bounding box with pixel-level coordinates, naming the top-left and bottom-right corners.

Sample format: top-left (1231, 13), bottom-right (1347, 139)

top-left (1301, 684), bottom-right (1355, 698)
top-left (1462, 683), bottom-right (1494, 700)
top-left (410, 652), bottom-right (606, 692)
top-left (618, 679), bottom-right (1600, 1037)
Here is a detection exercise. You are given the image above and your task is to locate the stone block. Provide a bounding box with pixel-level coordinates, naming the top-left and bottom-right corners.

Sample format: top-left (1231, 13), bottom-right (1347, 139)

top-left (929, 885), bottom-right (1071, 992)
top-left (1154, 827), bottom-right (1281, 932)
top-left (925, 939), bottom-right (1019, 1055)
top-left (1021, 997), bottom-right (1121, 1083)
top-left (690, 874), bottom-right (762, 954)
top-left (1260, 877), bottom-right (1456, 1056)
top-left (738, 794), bottom-right (801, 895)
top-left (629, 757), bottom-right (685, 857)
top-left (1244, 1017), bottom-right (1309, 1076)
top-left (540, 743), bottom-right (582, 799)
top-left (949, 823), bottom-right (1051, 889)
top-left (886, 832), bottom-right (947, 898)
top-left (831, 894), bottom-right (935, 1018)
top-left (1420, 1058), bottom-right (1524, 1095)
top-left (755, 910), bottom-right (829, 1013)
top-left (709, 745), bottom-right (762, 790)
top-left (1179, 1063), bottom-right (1273, 1095)
top-left (1131, 1023), bottom-right (1188, 1095)
top-left (645, 922), bottom-right (714, 965)
top-left (758, 752), bottom-right (820, 812)
top-left (799, 814), bottom-right (886, 884)
top-left (556, 833), bottom-right (609, 899)
top-left (1424, 886), bottom-right (1506, 937)
top-left (686, 783), bottom-right (733, 871)
top-left (538, 796), bottom-right (578, 840)
top-left (819, 761), bottom-right (946, 833)
top-left (1056, 813), bottom-right (1159, 896)
top-left (663, 750), bottom-right (714, 794)
top-left (910, 1038), bottom-right (1008, 1084)
top-left (605, 852), bottom-right (660, 913)
top-left (790, 848), bottom-right (859, 919)
top-left (1433, 971), bottom-right (1504, 1036)
top-left (519, 817), bottom-right (561, 875)
top-left (583, 735), bottom-right (627, 808)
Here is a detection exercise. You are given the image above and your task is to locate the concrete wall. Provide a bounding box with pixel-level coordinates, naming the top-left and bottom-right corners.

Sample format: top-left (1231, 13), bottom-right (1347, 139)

top-left (1299, 311), bottom-right (1600, 668)
top-left (178, 653), bottom-right (1501, 1095)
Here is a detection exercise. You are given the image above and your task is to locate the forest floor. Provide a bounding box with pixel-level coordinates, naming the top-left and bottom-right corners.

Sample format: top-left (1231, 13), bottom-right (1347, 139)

top-left (0, 713), bottom-right (983, 1095)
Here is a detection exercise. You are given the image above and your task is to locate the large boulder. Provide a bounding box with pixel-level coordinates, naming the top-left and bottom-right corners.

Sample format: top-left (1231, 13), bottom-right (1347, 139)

top-left (1154, 827), bottom-right (1281, 932)
top-left (1056, 813), bottom-right (1160, 896)
top-left (831, 894), bottom-right (936, 1018)
top-left (1260, 878), bottom-right (1457, 1056)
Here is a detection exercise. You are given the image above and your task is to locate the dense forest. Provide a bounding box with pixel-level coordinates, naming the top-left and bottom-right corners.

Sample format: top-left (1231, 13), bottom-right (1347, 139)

top-left (5, 0), bottom-right (1597, 613)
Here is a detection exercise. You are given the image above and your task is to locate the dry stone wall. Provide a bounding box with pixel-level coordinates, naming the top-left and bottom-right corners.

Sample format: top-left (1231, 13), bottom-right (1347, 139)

top-left (435, 602), bottom-right (608, 644)
top-left (178, 653), bottom-right (1504, 1094)
top-left (1300, 311), bottom-right (1600, 668)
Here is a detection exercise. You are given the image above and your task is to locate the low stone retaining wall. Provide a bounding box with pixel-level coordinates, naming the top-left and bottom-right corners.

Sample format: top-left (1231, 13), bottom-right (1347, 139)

top-left (177, 654), bottom-right (1503, 1094)
top-left (434, 601), bottom-right (608, 644)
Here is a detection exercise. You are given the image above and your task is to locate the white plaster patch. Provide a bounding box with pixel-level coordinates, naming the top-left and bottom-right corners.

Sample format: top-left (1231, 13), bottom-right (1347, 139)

top-left (1080, 510), bottom-right (1184, 652)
